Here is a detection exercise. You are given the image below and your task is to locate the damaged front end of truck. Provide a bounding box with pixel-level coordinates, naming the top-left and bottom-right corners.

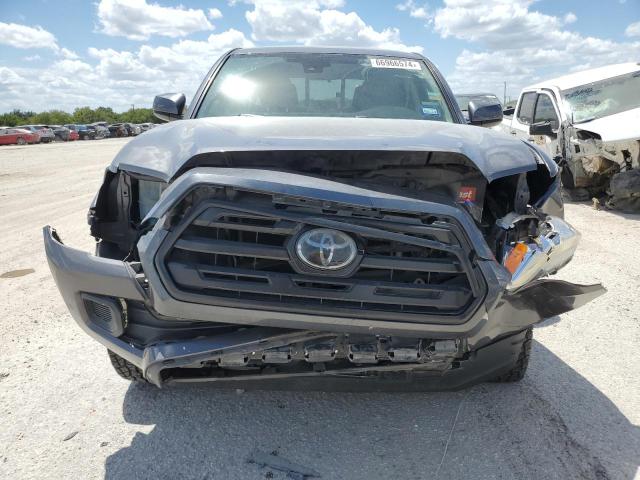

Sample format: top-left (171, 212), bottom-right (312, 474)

top-left (562, 123), bottom-right (640, 211)
top-left (44, 118), bottom-right (605, 389)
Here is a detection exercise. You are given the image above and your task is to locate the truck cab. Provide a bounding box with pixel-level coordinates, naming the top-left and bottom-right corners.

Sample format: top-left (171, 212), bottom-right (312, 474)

top-left (504, 89), bottom-right (563, 162)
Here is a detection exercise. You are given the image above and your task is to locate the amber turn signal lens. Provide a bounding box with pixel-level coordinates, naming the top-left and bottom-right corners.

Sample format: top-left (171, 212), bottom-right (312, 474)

top-left (504, 242), bottom-right (528, 274)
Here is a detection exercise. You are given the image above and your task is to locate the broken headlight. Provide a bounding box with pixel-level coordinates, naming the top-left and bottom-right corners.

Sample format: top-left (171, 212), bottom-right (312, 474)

top-left (137, 179), bottom-right (167, 220)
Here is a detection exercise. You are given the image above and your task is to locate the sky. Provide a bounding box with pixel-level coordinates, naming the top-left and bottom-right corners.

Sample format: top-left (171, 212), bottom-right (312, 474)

top-left (1, 0), bottom-right (639, 113)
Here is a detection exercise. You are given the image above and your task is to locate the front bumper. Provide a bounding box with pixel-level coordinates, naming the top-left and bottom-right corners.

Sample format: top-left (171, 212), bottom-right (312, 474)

top-left (44, 167), bottom-right (605, 387)
top-left (43, 223), bottom-right (603, 389)
top-left (44, 229), bottom-right (604, 388)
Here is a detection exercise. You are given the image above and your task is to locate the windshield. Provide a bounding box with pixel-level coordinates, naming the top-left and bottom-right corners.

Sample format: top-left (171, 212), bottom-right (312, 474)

top-left (562, 70), bottom-right (640, 123)
top-left (196, 53), bottom-right (454, 122)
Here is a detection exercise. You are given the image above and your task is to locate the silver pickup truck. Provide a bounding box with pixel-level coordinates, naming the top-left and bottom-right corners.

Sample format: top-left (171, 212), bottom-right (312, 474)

top-left (501, 63), bottom-right (640, 211)
top-left (44, 47), bottom-right (605, 390)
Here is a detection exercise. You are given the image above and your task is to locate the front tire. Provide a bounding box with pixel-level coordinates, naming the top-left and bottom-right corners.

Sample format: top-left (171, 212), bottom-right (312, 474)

top-left (107, 350), bottom-right (147, 382)
top-left (492, 328), bottom-right (532, 382)
top-left (17, 137), bottom-right (26, 145)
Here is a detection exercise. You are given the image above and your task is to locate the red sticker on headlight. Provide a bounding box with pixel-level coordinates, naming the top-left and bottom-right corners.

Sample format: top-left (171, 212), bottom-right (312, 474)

top-left (457, 186), bottom-right (477, 203)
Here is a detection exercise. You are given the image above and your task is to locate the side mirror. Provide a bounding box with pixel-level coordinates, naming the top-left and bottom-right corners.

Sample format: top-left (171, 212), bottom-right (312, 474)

top-left (529, 121), bottom-right (557, 137)
top-left (153, 93), bottom-right (186, 122)
top-left (503, 107), bottom-right (515, 116)
top-left (468, 99), bottom-right (503, 127)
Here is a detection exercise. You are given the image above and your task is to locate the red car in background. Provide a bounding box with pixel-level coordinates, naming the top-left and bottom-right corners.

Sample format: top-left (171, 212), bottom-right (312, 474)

top-left (0, 127), bottom-right (39, 145)
top-left (68, 129), bottom-right (79, 141)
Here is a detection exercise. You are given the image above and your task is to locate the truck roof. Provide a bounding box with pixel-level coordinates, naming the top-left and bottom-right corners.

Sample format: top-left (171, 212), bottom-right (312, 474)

top-left (232, 46), bottom-right (424, 59)
top-left (525, 62), bottom-right (640, 91)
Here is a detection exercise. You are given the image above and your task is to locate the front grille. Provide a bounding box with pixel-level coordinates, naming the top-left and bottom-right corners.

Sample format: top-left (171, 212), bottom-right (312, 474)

top-left (156, 192), bottom-right (484, 324)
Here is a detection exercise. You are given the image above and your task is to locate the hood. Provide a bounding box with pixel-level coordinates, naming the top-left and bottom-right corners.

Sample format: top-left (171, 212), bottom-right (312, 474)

top-left (574, 107), bottom-right (640, 143)
top-left (110, 116), bottom-right (538, 183)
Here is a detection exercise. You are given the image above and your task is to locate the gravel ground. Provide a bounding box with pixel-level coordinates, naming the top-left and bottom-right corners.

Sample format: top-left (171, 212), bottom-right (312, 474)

top-left (0, 138), bottom-right (638, 480)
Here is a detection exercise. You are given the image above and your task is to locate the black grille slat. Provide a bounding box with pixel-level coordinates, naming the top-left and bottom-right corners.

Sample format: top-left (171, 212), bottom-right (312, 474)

top-left (157, 197), bottom-right (483, 322)
top-left (360, 255), bottom-right (461, 273)
top-left (345, 218), bottom-right (456, 244)
top-left (168, 264), bottom-right (470, 310)
top-left (174, 237), bottom-right (289, 261)
top-left (167, 260), bottom-right (471, 310)
top-left (192, 218), bottom-right (298, 235)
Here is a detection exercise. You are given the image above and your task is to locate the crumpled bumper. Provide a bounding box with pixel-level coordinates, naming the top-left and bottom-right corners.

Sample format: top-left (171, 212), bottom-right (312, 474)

top-left (43, 224), bottom-right (605, 387)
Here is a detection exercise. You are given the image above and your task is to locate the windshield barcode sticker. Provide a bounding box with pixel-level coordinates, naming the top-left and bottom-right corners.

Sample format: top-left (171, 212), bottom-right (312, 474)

top-left (370, 58), bottom-right (421, 70)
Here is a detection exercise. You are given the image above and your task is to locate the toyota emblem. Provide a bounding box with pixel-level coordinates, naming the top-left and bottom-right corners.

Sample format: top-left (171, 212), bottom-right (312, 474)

top-left (295, 228), bottom-right (357, 270)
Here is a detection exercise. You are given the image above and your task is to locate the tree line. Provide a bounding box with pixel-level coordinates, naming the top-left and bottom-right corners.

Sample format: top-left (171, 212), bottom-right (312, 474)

top-left (0, 106), bottom-right (157, 127)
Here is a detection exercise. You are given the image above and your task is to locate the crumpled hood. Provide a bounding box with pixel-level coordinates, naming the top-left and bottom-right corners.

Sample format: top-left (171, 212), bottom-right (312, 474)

top-left (110, 116), bottom-right (539, 182)
top-left (574, 107), bottom-right (640, 143)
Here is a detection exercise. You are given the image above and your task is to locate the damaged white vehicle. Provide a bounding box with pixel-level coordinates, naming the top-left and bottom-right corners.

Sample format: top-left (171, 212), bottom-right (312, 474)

top-left (502, 63), bottom-right (640, 211)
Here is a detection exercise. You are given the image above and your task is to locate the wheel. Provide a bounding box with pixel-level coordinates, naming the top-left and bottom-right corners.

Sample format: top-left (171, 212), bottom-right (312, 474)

top-left (492, 328), bottom-right (532, 382)
top-left (107, 350), bottom-right (147, 382)
top-left (16, 137), bottom-right (26, 145)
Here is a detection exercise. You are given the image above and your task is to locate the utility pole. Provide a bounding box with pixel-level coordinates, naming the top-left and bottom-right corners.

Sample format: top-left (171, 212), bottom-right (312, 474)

top-left (131, 104), bottom-right (135, 112)
top-left (503, 82), bottom-right (507, 106)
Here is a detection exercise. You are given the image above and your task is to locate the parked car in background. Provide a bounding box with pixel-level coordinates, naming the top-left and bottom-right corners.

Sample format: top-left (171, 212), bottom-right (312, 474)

top-left (89, 122), bottom-right (111, 138)
top-left (47, 125), bottom-right (71, 142)
top-left (500, 62), bottom-right (640, 211)
top-left (88, 124), bottom-right (109, 139)
top-left (455, 93), bottom-right (503, 125)
top-left (68, 129), bottom-right (79, 141)
top-left (30, 125), bottom-right (56, 143)
top-left (87, 125), bottom-right (99, 139)
top-left (108, 124), bottom-right (128, 137)
top-left (0, 127), bottom-right (39, 145)
top-left (15, 125), bottom-right (42, 143)
top-left (44, 47), bottom-right (605, 388)
top-left (65, 124), bottom-right (96, 140)
top-left (129, 123), bottom-right (141, 136)
top-left (109, 123), bottom-right (132, 136)
top-left (116, 122), bottom-right (140, 136)
top-left (138, 123), bottom-right (155, 133)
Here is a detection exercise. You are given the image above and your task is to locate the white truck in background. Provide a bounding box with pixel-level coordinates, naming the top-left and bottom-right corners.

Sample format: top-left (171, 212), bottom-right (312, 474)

top-left (500, 63), bottom-right (640, 211)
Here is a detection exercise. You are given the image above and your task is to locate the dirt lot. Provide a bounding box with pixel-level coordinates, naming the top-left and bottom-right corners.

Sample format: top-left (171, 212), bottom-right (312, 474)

top-left (0, 138), bottom-right (639, 480)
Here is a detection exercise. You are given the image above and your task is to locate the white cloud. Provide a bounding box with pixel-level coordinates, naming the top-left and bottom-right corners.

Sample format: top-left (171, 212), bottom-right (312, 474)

top-left (414, 0), bottom-right (640, 98)
top-left (24, 55), bottom-right (42, 62)
top-left (138, 29), bottom-right (254, 77)
top-left (245, 0), bottom-right (421, 52)
top-left (626, 21), bottom-right (640, 38)
top-left (432, 0), bottom-right (569, 51)
top-left (0, 67), bottom-right (24, 86)
top-left (0, 21), bottom-right (80, 64)
top-left (96, 0), bottom-right (214, 41)
top-left (318, 0), bottom-right (345, 7)
top-left (89, 47), bottom-right (157, 81)
top-left (208, 8), bottom-right (223, 20)
top-left (245, 1), bottom-right (320, 42)
top-left (60, 48), bottom-right (79, 59)
top-left (396, 1), bottom-right (430, 20)
top-left (0, 22), bottom-right (58, 50)
top-left (0, 29), bottom-right (254, 112)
